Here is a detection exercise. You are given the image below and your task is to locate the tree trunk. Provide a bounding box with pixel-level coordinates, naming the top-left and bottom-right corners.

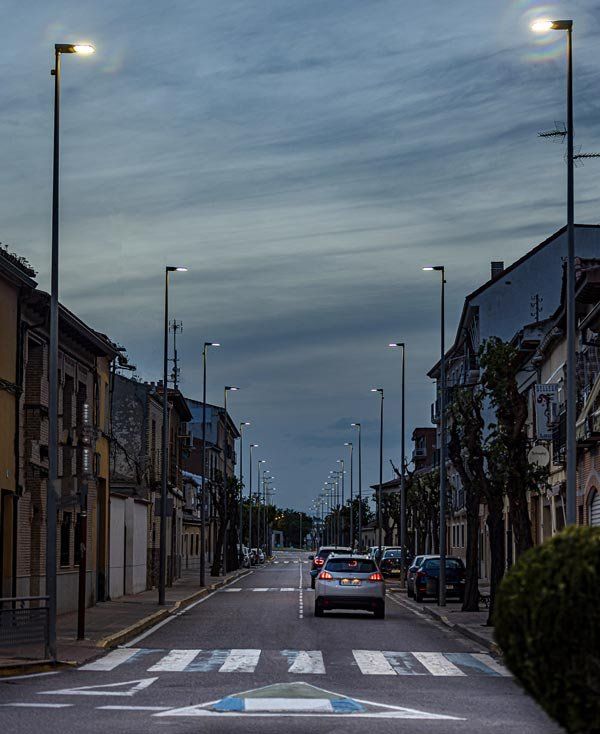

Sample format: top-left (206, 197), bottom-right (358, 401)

top-left (486, 496), bottom-right (506, 626)
top-left (462, 491), bottom-right (481, 612)
top-left (211, 522), bottom-right (226, 577)
top-left (508, 488), bottom-right (534, 559)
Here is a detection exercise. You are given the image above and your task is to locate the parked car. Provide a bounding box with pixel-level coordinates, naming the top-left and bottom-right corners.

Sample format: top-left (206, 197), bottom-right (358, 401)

top-left (379, 548), bottom-right (404, 578)
top-left (413, 556), bottom-right (466, 603)
top-left (314, 553), bottom-right (385, 618)
top-left (406, 554), bottom-right (436, 597)
top-left (309, 546), bottom-right (352, 589)
top-left (253, 548), bottom-right (265, 564)
top-left (239, 546), bottom-right (251, 568)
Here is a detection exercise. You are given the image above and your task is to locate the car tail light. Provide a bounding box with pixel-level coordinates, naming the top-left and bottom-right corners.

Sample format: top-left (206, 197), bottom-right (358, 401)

top-left (318, 570), bottom-right (333, 580)
top-left (368, 572), bottom-right (384, 582)
top-left (315, 557), bottom-right (324, 566)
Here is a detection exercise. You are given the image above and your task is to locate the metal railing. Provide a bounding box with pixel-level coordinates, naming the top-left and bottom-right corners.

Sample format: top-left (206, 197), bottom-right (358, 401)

top-left (0, 596), bottom-right (49, 655)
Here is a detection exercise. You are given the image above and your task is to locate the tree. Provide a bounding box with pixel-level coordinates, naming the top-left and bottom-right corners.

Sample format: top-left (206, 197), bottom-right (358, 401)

top-left (480, 337), bottom-right (547, 560)
top-left (406, 469), bottom-right (440, 555)
top-left (207, 471), bottom-right (242, 576)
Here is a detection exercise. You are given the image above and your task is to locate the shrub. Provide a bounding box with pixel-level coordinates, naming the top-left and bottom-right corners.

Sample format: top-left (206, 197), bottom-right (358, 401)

top-left (494, 525), bottom-right (600, 733)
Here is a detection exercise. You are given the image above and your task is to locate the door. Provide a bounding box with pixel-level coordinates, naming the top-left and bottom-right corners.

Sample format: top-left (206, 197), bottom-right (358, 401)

top-left (590, 490), bottom-right (600, 527)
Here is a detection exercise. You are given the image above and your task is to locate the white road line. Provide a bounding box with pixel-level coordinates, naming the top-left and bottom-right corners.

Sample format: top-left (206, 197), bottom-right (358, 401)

top-left (471, 653), bottom-right (511, 676)
top-left (280, 587), bottom-right (294, 591)
top-left (412, 652), bottom-right (466, 677)
top-left (80, 648), bottom-right (141, 671)
top-left (298, 557), bottom-right (304, 619)
top-left (252, 588), bottom-right (268, 592)
top-left (218, 649), bottom-right (261, 673)
top-left (122, 570), bottom-right (253, 647)
top-left (1, 703), bottom-right (74, 708)
top-left (148, 649), bottom-right (200, 672)
top-left (286, 650), bottom-right (325, 674)
top-left (223, 588), bottom-right (242, 592)
top-left (352, 650), bottom-right (396, 675)
top-left (97, 705), bottom-right (171, 711)
top-left (0, 671), bottom-right (59, 681)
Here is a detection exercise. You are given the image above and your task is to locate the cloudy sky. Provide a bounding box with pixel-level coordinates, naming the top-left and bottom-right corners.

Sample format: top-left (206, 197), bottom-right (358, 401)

top-left (3, 1), bottom-right (600, 512)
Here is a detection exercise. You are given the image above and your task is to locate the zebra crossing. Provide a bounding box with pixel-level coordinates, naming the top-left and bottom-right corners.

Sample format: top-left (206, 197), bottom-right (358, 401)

top-left (79, 648), bottom-right (510, 677)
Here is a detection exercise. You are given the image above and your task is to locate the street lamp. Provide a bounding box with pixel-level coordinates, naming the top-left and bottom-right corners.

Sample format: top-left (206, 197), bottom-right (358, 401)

top-left (238, 422), bottom-right (250, 563)
top-left (221, 386), bottom-right (240, 575)
top-left (344, 443), bottom-right (354, 549)
top-left (389, 342), bottom-right (407, 578)
top-left (200, 341), bottom-right (220, 587)
top-left (248, 444), bottom-right (259, 549)
top-left (158, 266), bottom-right (188, 606)
top-left (423, 265), bottom-right (447, 605)
top-left (371, 389), bottom-right (384, 553)
top-left (336, 458), bottom-right (345, 544)
top-left (47, 39), bottom-right (95, 661)
top-left (257, 460), bottom-right (267, 550)
top-left (351, 423), bottom-right (362, 549)
top-left (531, 18), bottom-right (576, 525)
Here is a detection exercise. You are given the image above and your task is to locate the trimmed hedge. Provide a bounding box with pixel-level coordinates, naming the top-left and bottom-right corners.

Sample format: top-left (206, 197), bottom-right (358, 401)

top-left (494, 525), bottom-right (600, 734)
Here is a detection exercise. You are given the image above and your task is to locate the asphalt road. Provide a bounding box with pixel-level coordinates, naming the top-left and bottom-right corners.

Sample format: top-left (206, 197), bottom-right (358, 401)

top-left (0, 550), bottom-right (560, 733)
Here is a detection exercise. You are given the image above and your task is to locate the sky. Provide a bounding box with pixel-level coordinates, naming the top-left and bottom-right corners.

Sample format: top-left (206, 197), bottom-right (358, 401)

top-left (2, 1), bottom-right (600, 513)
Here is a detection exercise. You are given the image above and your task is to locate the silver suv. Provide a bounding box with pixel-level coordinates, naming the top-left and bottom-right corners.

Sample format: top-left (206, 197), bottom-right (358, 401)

top-left (314, 554), bottom-right (385, 618)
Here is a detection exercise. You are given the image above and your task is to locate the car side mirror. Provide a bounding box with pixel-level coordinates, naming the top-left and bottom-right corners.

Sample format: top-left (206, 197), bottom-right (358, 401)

top-left (308, 555), bottom-right (314, 560)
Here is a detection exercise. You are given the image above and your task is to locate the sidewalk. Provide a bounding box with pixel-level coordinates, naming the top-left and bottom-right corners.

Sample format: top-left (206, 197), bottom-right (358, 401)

top-left (389, 584), bottom-right (498, 654)
top-left (0, 564), bottom-right (250, 675)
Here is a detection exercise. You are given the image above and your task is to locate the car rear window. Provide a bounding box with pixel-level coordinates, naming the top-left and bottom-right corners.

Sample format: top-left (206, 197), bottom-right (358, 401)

top-left (423, 558), bottom-right (464, 570)
top-left (383, 551), bottom-right (402, 558)
top-left (325, 558), bottom-right (376, 573)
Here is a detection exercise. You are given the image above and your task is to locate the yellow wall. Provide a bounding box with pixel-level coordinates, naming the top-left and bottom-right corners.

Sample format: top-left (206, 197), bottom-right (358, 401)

top-left (0, 278), bottom-right (18, 493)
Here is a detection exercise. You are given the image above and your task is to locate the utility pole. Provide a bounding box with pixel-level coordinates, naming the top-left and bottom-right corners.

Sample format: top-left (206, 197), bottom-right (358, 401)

top-left (77, 403), bottom-right (92, 640)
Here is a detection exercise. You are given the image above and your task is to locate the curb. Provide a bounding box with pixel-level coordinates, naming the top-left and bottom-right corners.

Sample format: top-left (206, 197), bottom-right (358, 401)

top-left (0, 659), bottom-right (75, 678)
top-left (419, 604), bottom-right (500, 655)
top-left (97, 568), bottom-right (250, 650)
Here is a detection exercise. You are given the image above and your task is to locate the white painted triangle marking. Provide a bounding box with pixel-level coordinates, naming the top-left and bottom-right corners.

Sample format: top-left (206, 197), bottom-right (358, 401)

top-left (40, 677), bottom-right (158, 697)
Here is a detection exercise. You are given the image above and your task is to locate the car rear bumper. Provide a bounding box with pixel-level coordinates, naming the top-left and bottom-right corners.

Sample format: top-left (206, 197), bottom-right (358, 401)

top-left (317, 595), bottom-right (384, 611)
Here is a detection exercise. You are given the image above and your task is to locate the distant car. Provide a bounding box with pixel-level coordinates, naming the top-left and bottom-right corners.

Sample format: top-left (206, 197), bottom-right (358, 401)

top-left (406, 554), bottom-right (436, 597)
top-left (314, 554), bottom-right (385, 618)
top-left (238, 545), bottom-right (251, 568)
top-left (379, 548), bottom-right (404, 578)
top-left (309, 546), bottom-right (352, 589)
top-left (413, 556), bottom-right (466, 603)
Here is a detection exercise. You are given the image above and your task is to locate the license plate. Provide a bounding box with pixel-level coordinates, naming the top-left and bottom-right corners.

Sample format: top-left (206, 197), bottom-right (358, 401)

top-left (391, 569), bottom-right (401, 574)
top-left (447, 584), bottom-right (456, 589)
top-left (340, 578), bottom-right (361, 586)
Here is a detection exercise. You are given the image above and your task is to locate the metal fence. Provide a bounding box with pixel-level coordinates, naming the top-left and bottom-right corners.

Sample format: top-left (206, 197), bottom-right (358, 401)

top-left (0, 596), bottom-right (49, 654)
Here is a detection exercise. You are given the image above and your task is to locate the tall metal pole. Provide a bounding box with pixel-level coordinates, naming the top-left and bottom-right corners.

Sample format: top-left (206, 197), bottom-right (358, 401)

top-left (47, 46), bottom-right (62, 661)
top-left (352, 423), bottom-right (362, 551)
top-left (400, 344), bottom-right (407, 577)
top-left (238, 423), bottom-right (248, 560)
top-left (373, 389), bottom-right (384, 553)
top-left (439, 268), bottom-right (447, 606)
top-left (200, 345), bottom-right (207, 586)
top-left (249, 445), bottom-right (255, 549)
top-left (158, 268), bottom-right (170, 605)
top-left (345, 443), bottom-right (354, 548)
top-left (565, 24), bottom-right (576, 526)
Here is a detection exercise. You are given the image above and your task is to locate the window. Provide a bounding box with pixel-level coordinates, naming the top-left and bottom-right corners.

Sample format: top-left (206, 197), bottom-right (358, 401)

top-left (325, 558), bottom-right (376, 573)
top-left (60, 512), bottom-right (72, 566)
top-left (74, 513), bottom-right (83, 565)
top-left (461, 524), bottom-right (465, 548)
top-left (423, 558), bottom-right (464, 571)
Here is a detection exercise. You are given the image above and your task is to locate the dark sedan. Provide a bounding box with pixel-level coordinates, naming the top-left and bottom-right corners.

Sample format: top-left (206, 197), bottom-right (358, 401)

top-left (413, 556), bottom-right (466, 603)
top-left (379, 549), bottom-right (404, 578)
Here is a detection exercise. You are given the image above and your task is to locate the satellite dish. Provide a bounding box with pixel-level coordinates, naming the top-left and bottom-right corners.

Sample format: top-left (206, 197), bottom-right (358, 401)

top-left (528, 445), bottom-right (550, 467)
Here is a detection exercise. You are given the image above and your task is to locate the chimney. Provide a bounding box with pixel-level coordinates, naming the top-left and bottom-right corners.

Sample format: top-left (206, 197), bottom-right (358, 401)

top-left (491, 261), bottom-right (504, 279)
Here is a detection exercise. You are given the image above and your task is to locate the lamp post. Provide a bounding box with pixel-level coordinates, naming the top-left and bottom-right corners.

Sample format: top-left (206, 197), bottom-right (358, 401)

top-left (257, 460), bottom-right (266, 550)
top-left (423, 265), bottom-right (446, 605)
top-left (336, 459), bottom-right (345, 544)
top-left (248, 444), bottom-right (258, 549)
top-left (351, 423), bottom-right (362, 550)
top-left (371, 388), bottom-right (384, 553)
top-left (344, 443), bottom-right (354, 549)
top-left (531, 18), bottom-right (576, 524)
top-left (47, 40), bottom-right (95, 661)
top-left (389, 342), bottom-right (407, 578)
top-left (200, 341), bottom-right (220, 587)
top-left (238, 422), bottom-right (250, 562)
top-left (158, 266), bottom-right (187, 606)
top-left (221, 387), bottom-right (240, 575)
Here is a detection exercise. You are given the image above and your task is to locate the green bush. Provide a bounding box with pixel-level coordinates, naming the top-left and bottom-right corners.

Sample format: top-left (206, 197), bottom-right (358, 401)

top-left (494, 525), bottom-right (600, 734)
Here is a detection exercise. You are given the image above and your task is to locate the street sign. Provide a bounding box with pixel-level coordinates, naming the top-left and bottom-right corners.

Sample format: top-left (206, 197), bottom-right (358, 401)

top-left (528, 445), bottom-right (550, 467)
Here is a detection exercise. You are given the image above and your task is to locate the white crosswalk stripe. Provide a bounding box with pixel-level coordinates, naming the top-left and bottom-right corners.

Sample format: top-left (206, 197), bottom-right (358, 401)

top-left (79, 649), bottom-right (510, 677)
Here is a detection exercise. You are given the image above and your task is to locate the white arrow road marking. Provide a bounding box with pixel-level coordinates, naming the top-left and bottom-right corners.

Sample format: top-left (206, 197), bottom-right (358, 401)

top-left (148, 649), bottom-right (201, 672)
top-left (40, 678), bottom-right (158, 696)
top-left (353, 650), bottom-right (396, 675)
top-left (80, 648), bottom-right (141, 671)
top-left (218, 649), bottom-right (261, 673)
top-left (412, 653), bottom-right (466, 677)
top-left (284, 650), bottom-right (326, 674)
